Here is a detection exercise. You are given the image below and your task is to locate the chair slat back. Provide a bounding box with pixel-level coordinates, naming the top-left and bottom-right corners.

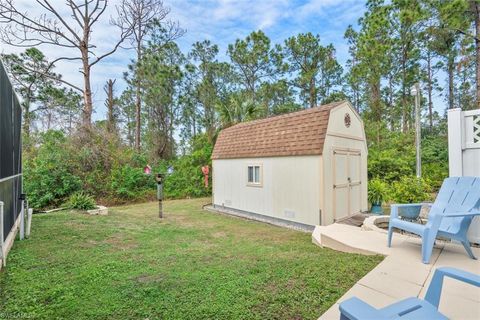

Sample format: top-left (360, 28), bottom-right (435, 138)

top-left (432, 177), bottom-right (480, 212)
top-left (431, 177), bottom-right (480, 233)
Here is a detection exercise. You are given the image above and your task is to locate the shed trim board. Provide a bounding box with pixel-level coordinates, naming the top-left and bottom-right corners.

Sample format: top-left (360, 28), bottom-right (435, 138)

top-left (209, 204), bottom-right (315, 232)
top-left (326, 132), bottom-right (365, 141)
top-left (212, 101), bottom-right (368, 227)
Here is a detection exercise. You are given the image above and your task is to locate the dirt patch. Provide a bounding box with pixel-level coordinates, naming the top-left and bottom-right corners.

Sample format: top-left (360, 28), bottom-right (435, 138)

top-left (104, 233), bottom-right (138, 251)
top-left (134, 274), bottom-right (166, 283)
top-left (211, 231), bottom-right (227, 238)
top-left (79, 239), bottom-right (100, 248)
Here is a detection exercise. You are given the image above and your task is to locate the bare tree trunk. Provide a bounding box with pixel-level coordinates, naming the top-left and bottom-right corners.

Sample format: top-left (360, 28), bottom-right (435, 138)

top-left (371, 77), bottom-right (382, 144)
top-left (309, 77), bottom-right (316, 108)
top-left (23, 95), bottom-right (31, 139)
top-left (82, 57), bottom-right (93, 127)
top-left (46, 110), bottom-right (52, 130)
top-left (448, 54), bottom-right (455, 109)
top-left (401, 52), bottom-right (408, 133)
top-left (427, 50), bottom-right (434, 129)
top-left (81, 22), bottom-right (93, 128)
top-left (135, 30), bottom-right (142, 151)
top-left (388, 75), bottom-right (395, 131)
top-left (105, 79), bottom-right (116, 133)
top-left (69, 110), bottom-right (73, 134)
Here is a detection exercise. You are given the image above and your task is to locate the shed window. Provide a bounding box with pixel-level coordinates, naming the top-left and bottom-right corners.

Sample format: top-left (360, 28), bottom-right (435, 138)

top-left (247, 165), bottom-right (261, 185)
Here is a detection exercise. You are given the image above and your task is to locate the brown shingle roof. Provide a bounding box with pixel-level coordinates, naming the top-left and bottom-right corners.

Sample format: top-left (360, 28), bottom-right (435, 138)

top-left (212, 101), bottom-right (345, 159)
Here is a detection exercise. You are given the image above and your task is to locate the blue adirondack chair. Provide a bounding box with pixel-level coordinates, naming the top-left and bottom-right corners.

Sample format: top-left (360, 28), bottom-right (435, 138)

top-left (387, 177), bottom-right (480, 264)
top-left (339, 267), bottom-right (480, 320)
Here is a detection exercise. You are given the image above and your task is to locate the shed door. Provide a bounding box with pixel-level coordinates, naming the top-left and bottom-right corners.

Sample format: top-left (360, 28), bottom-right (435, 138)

top-left (333, 149), bottom-right (362, 221)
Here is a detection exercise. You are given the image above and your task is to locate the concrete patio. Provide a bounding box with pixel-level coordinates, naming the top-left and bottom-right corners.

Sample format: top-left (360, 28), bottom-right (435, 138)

top-left (313, 222), bottom-right (480, 320)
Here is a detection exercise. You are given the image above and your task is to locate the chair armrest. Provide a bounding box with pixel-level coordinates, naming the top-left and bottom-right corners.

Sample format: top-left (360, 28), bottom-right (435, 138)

top-left (390, 203), bottom-right (424, 220)
top-left (425, 267), bottom-right (480, 308)
top-left (443, 211), bottom-right (480, 217)
top-left (339, 297), bottom-right (382, 320)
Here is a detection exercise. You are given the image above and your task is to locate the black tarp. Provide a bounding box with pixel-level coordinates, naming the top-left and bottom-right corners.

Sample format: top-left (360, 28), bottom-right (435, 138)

top-left (0, 59), bottom-right (22, 241)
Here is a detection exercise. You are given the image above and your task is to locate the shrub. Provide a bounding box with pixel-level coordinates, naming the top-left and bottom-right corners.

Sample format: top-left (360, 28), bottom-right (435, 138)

top-left (422, 162), bottom-right (448, 189)
top-left (110, 164), bottom-right (155, 199)
top-left (161, 134), bottom-right (213, 199)
top-left (65, 191), bottom-right (96, 210)
top-left (23, 130), bottom-right (214, 208)
top-left (390, 176), bottom-right (432, 204)
top-left (24, 130), bottom-right (82, 209)
top-left (421, 134), bottom-right (449, 190)
top-left (368, 178), bottom-right (389, 204)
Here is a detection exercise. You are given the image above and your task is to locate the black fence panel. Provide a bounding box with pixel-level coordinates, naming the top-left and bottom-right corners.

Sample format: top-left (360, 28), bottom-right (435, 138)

top-left (0, 59), bottom-right (22, 241)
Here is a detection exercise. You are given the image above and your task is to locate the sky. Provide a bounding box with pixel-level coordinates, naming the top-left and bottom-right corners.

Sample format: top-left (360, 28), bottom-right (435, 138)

top-left (1, 0), bottom-right (445, 120)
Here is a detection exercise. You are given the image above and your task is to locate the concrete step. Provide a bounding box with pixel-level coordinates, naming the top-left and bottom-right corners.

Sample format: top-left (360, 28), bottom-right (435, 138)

top-left (312, 224), bottom-right (411, 256)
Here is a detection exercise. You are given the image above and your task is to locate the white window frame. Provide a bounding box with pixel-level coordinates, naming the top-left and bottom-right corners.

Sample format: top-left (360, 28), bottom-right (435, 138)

top-left (247, 164), bottom-right (263, 187)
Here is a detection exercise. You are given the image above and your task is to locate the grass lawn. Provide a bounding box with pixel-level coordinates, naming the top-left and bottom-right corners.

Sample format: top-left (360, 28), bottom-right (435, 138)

top-left (0, 198), bottom-right (382, 320)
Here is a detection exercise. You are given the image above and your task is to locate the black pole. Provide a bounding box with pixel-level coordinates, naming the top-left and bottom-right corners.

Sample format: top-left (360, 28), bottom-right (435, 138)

top-left (155, 173), bottom-right (164, 219)
top-left (159, 199), bottom-right (163, 219)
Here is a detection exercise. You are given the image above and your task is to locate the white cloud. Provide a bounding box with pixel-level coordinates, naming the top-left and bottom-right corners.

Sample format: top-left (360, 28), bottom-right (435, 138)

top-left (1, 0), bottom-right (371, 120)
top-left (3, 0), bottom-right (448, 120)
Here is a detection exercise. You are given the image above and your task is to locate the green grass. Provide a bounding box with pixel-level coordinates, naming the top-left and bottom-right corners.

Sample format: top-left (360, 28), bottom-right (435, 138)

top-left (0, 198), bottom-right (382, 320)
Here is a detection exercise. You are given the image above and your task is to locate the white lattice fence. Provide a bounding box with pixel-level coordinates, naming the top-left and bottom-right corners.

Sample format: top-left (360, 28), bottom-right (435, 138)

top-left (472, 114), bottom-right (480, 143)
top-left (448, 108), bottom-right (480, 244)
top-left (465, 112), bottom-right (480, 147)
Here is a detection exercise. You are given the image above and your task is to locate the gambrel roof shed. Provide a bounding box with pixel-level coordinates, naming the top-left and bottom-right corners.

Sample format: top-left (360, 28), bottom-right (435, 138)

top-left (211, 100), bottom-right (368, 229)
top-left (212, 101), bottom-right (344, 159)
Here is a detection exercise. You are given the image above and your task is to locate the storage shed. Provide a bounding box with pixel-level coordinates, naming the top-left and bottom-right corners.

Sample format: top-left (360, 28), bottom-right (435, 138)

top-left (211, 100), bottom-right (368, 229)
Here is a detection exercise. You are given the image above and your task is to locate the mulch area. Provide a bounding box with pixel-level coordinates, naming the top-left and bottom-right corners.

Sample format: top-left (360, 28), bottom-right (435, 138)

top-left (337, 213), bottom-right (372, 227)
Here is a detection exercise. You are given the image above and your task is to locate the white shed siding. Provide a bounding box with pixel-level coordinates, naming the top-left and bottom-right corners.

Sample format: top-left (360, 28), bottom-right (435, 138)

top-left (321, 103), bottom-right (368, 225)
top-left (212, 155), bottom-right (321, 226)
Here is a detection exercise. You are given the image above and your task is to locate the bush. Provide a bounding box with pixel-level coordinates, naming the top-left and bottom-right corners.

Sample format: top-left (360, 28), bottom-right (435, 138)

top-left (422, 162), bottom-right (448, 189)
top-left (23, 129), bottom-right (214, 208)
top-left (24, 130), bottom-right (82, 209)
top-left (162, 135), bottom-right (213, 199)
top-left (390, 176), bottom-right (432, 204)
top-left (421, 134), bottom-right (449, 190)
top-left (110, 164), bottom-right (155, 199)
top-left (368, 178), bottom-right (389, 204)
top-left (65, 191), bottom-right (96, 210)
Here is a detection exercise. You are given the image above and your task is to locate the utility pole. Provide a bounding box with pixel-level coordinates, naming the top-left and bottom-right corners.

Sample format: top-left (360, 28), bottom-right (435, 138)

top-left (411, 83), bottom-right (422, 178)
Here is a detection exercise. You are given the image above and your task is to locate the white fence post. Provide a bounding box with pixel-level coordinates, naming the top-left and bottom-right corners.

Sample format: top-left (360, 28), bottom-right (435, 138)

top-left (19, 200), bottom-right (24, 240)
top-left (448, 108), bottom-right (480, 244)
top-left (26, 208), bottom-right (32, 238)
top-left (0, 201), bottom-right (4, 266)
top-left (447, 108), bottom-right (463, 177)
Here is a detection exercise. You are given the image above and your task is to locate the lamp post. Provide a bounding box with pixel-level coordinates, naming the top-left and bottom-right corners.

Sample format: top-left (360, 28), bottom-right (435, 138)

top-left (410, 83), bottom-right (421, 178)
